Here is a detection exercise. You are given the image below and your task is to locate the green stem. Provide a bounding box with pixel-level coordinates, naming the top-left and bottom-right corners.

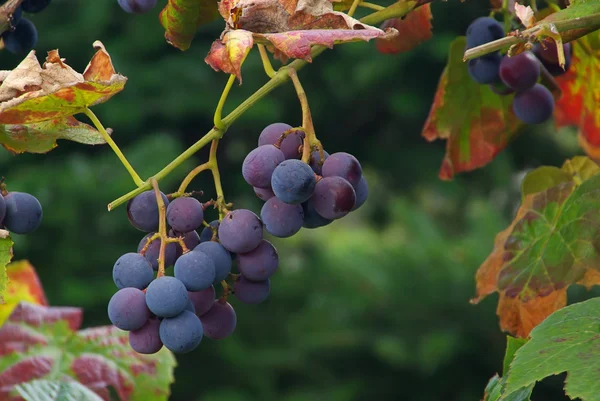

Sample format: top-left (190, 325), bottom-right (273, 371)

top-left (348, 0), bottom-right (361, 17)
top-left (84, 108), bottom-right (144, 187)
top-left (257, 44), bottom-right (276, 78)
top-left (208, 139), bottom-right (227, 219)
top-left (214, 74), bottom-right (237, 130)
top-left (177, 162), bottom-right (212, 195)
top-left (360, 2), bottom-right (385, 11)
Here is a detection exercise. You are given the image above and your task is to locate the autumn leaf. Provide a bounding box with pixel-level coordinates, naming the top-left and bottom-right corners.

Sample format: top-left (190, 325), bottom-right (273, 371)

top-left (422, 37), bottom-right (521, 180)
top-left (376, 4), bottom-right (433, 55)
top-left (159, 0), bottom-right (221, 51)
top-left (0, 260), bottom-right (47, 327)
top-left (472, 156), bottom-right (600, 338)
top-left (205, 30), bottom-right (254, 82)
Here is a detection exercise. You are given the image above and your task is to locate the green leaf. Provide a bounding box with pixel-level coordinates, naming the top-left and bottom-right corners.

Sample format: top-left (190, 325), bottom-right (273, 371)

top-left (482, 337), bottom-right (532, 401)
top-left (159, 0), bottom-right (221, 51)
top-left (15, 380), bottom-right (104, 401)
top-left (504, 298), bottom-right (600, 401)
top-left (0, 232), bottom-right (14, 303)
top-left (502, 337), bottom-right (527, 375)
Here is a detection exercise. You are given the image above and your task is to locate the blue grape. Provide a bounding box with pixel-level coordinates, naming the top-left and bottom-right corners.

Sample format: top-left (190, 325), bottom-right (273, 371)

top-left (188, 286), bottom-right (215, 316)
top-left (199, 300), bottom-right (237, 340)
top-left (271, 160), bottom-right (316, 204)
top-left (258, 123), bottom-right (305, 160)
top-left (171, 229), bottom-right (201, 258)
top-left (166, 197), bottom-right (204, 233)
top-left (112, 252), bottom-right (154, 290)
top-left (174, 250), bottom-right (216, 291)
top-left (137, 233), bottom-right (177, 271)
top-left (118, 0), bottom-right (157, 13)
top-left (301, 198), bottom-right (332, 229)
top-left (237, 239), bottom-right (279, 281)
top-left (218, 209), bottom-right (263, 253)
top-left (260, 197), bottom-right (304, 238)
top-left (145, 276), bottom-right (189, 318)
top-left (242, 145), bottom-right (285, 189)
top-left (108, 288), bottom-right (150, 331)
top-left (352, 176), bottom-right (369, 211)
top-left (254, 186), bottom-right (275, 201)
top-left (2, 18), bottom-right (37, 54)
top-left (466, 17), bottom-right (504, 51)
top-left (321, 152), bottom-right (362, 188)
top-left (194, 241), bottom-right (232, 283)
top-left (312, 176), bottom-right (356, 220)
top-left (499, 52), bottom-right (540, 91)
top-left (200, 220), bottom-right (219, 243)
top-left (159, 311), bottom-right (203, 353)
top-left (468, 53), bottom-right (502, 85)
top-left (234, 277), bottom-right (270, 304)
top-left (21, 0), bottom-right (51, 13)
top-left (11, 6), bottom-right (22, 25)
top-left (4, 192), bottom-right (43, 234)
top-left (513, 84), bottom-right (555, 124)
top-left (127, 190), bottom-right (169, 232)
top-left (129, 318), bottom-right (163, 354)
top-left (309, 149), bottom-right (329, 175)
top-left (0, 194), bottom-right (6, 226)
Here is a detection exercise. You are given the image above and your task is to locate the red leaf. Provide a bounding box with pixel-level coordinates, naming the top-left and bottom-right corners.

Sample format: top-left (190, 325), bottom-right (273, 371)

top-left (205, 30), bottom-right (254, 82)
top-left (72, 355), bottom-right (134, 401)
top-left (376, 4), bottom-right (433, 55)
top-left (7, 302), bottom-right (82, 331)
top-left (0, 323), bottom-right (47, 356)
top-left (0, 356), bottom-right (54, 397)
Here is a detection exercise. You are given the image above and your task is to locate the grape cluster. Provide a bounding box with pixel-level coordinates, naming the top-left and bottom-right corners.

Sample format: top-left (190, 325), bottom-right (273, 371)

top-left (0, 190), bottom-right (43, 235)
top-left (117, 0), bottom-right (157, 14)
top-left (465, 17), bottom-right (571, 125)
top-left (1, 0), bottom-right (51, 54)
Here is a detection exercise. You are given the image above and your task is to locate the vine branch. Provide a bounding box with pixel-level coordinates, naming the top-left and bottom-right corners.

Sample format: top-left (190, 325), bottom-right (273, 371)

top-left (214, 74), bottom-right (237, 130)
top-left (257, 44), bottom-right (276, 78)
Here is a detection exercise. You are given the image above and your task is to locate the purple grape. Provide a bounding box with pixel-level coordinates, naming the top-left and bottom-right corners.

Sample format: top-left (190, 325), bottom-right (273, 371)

top-left (309, 149), bottom-right (329, 174)
top-left (145, 276), bottom-right (189, 318)
top-left (466, 17), bottom-right (504, 52)
top-left (468, 53), bottom-right (502, 85)
top-left (218, 209), bottom-right (263, 253)
top-left (171, 229), bottom-right (201, 258)
top-left (188, 286), bottom-right (215, 316)
top-left (271, 160), bottom-right (316, 204)
top-left (254, 186), bottom-right (275, 201)
top-left (159, 311), bottom-right (203, 353)
top-left (3, 192), bottom-right (42, 234)
top-left (112, 252), bottom-right (154, 290)
top-left (127, 190), bottom-right (169, 232)
top-left (301, 198), bottom-right (332, 229)
top-left (312, 176), bottom-right (356, 220)
top-left (194, 241), bottom-right (232, 282)
top-left (2, 18), bottom-right (37, 54)
top-left (499, 52), bottom-right (540, 91)
top-left (200, 220), bottom-right (219, 243)
top-left (174, 250), bottom-right (216, 291)
top-left (21, 0), bottom-right (51, 13)
top-left (352, 176), bottom-right (368, 211)
top-left (534, 42), bottom-right (572, 76)
top-left (129, 318), bottom-right (163, 354)
top-left (237, 239), bottom-right (279, 281)
top-left (167, 197), bottom-right (204, 233)
top-left (137, 233), bottom-right (177, 271)
top-left (0, 194), bottom-right (5, 226)
top-left (258, 123), bottom-right (305, 160)
top-left (260, 197), bottom-right (304, 238)
top-left (513, 84), bottom-right (555, 124)
top-left (199, 300), bottom-right (237, 340)
top-left (118, 0), bottom-right (157, 14)
top-left (242, 145), bottom-right (285, 189)
top-left (108, 288), bottom-right (150, 331)
top-left (321, 152), bottom-right (362, 188)
top-left (234, 277), bottom-right (270, 304)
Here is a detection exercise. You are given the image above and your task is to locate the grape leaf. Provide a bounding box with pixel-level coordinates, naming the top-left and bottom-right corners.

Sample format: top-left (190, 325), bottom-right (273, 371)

top-left (15, 379), bottom-right (104, 401)
top-left (0, 231), bottom-right (14, 304)
top-left (472, 156), bottom-right (600, 338)
top-left (422, 37), bottom-right (521, 180)
top-left (482, 337), bottom-right (532, 401)
top-left (0, 260), bottom-right (47, 328)
top-left (503, 298), bottom-right (600, 401)
top-left (0, 41), bottom-right (126, 125)
top-left (376, 4), bottom-right (432, 55)
top-left (539, 1), bottom-right (600, 43)
top-left (0, 303), bottom-right (176, 401)
top-left (159, 0), bottom-right (221, 51)
top-left (205, 30), bottom-right (254, 82)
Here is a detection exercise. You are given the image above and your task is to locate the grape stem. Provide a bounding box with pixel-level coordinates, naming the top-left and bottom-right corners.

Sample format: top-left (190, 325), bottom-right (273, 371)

top-left (0, 0), bottom-right (24, 36)
top-left (139, 233), bottom-right (161, 256)
top-left (214, 74), bottom-right (237, 130)
top-left (287, 68), bottom-right (320, 163)
top-left (359, 2), bottom-right (385, 12)
top-left (257, 44), bottom-right (276, 78)
top-left (151, 179), bottom-right (168, 278)
top-left (348, 0), bottom-right (361, 17)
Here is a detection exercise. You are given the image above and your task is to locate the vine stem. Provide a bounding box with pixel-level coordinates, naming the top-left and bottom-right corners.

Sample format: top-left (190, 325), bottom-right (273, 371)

top-left (257, 44), bottom-right (276, 78)
top-left (83, 108), bottom-right (144, 187)
top-left (177, 162), bottom-right (211, 195)
top-left (151, 178), bottom-right (168, 278)
top-left (214, 74), bottom-right (237, 129)
top-left (359, 2), bottom-right (385, 11)
top-left (348, 0), bottom-right (361, 17)
top-left (209, 139), bottom-right (227, 219)
top-left (287, 69), bottom-right (317, 163)
top-left (107, 1), bottom-right (421, 211)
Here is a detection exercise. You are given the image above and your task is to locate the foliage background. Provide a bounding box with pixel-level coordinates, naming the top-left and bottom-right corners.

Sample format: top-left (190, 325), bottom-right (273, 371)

top-left (0, 1), bottom-right (592, 400)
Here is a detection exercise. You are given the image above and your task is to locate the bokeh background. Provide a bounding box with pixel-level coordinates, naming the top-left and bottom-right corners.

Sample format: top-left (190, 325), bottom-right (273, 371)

top-left (0, 1), bottom-right (591, 400)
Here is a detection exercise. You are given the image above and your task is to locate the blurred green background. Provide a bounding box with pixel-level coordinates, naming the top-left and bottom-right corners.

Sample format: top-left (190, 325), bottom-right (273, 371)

top-left (0, 0), bottom-right (590, 400)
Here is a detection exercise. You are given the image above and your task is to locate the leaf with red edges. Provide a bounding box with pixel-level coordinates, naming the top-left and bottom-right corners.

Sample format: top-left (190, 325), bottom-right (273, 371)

top-left (160, 0), bottom-right (221, 51)
top-left (205, 30), bottom-right (254, 82)
top-left (0, 261), bottom-right (47, 328)
top-left (376, 4), bottom-right (433, 55)
top-left (422, 37), bottom-right (521, 180)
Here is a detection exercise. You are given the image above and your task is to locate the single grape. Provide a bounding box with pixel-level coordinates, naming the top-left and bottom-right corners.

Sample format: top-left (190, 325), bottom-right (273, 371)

top-left (112, 252), bottom-right (154, 290)
top-left (260, 197), bottom-right (304, 238)
top-left (242, 145), bottom-right (285, 189)
top-left (118, 0), bottom-right (157, 13)
top-left (0, 194), bottom-right (6, 226)
top-left (159, 311), bottom-right (203, 353)
top-left (188, 286), bottom-right (215, 316)
top-left (513, 84), bottom-right (555, 125)
top-left (321, 152), bottom-right (362, 188)
top-left (466, 17), bottom-right (504, 51)
top-left (127, 190), bottom-right (169, 232)
top-left (129, 318), bottom-right (163, 354)
top-left (237, 239), bottom-right (279, 281)
top-left (171, 229), bottom-right (201, 258)
top-left (137, 233), bottom-right (177, 271)
top-left (312, 176), bottom-right (356, 220)
top-left (499, 52), bottom-right (540, 91)
top-left (352, 176), bottom-right (369, 211)
top-left (21, 0), bottom-right (51, 13)
top-left (234, 277), bottom-right (270, 304)
top-left (534, 42), bottom-right (572, 76)
top-left (199, 300), bottom-right (237, 340)
top-left (166, 197), bottom-right (204, 233)
top-left (3, 192), bottom-right (43, 234)
top-left (145, 276), bottom-right (189, 318)
top-left (174, 250), bottom-right (216, 291)
top-left (194, 241), bottom-right (232, 283)
top-left (200, 220), bottom-right (219, 243)
top-left (254, 186), bottom-right (275, 201)
top-left (108, 288), bottom-right (150, 331)
top-left (309, 149), bottom-right (329, 175)
top-left (468, 53), bottom-right (502, 85)
top-left (258, 123), bottom-right (305, 160)
top-left (301, 198), bottom-right (332, 229)
top-left (271, 160), bottom-right (316, 204)
top-left (218, 209), bottom-right (263, 253)
top-left (2, 18), bottom-right (37, 54)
